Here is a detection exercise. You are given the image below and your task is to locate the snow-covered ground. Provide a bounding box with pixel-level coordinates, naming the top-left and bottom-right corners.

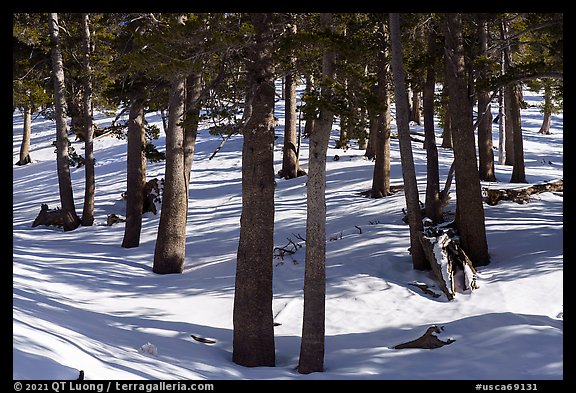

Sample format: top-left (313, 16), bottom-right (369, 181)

top-left (13, 85), bottom-right (562, 381)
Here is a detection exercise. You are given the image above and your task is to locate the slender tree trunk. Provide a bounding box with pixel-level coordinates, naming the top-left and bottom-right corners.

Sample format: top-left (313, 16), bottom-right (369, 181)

top-left (364, 109), bottom-right (377, 160)
top-left (153, 77), bottom-right (188, 274)
top-left (501, 19), bottom-right (515, 167)
top-left (337, 117), bottom-right (349, 149)
top-left (389, 13), bottom-right (428, 271)
top-left (476, 16), bottom-right (497, 182)
top-left (539, 83), bottom-right (552, 134)
top-left (233, 13), bottom-right (276, 368)
top-left (48, 13), bottom-right (80, 232)
top-left (440, 83), bottom-right (453, 149)
top-left (184, 71), bottom-right (202, 193)
top-left (81, 13), bottom-right (95, 226)
top-left (444, 13), bottom-right (490, 267)
top-left (280, 19), bottom-right (300, 179)
top-left (298, 12), bottom-right (336, 375)
top-left (409, 86), bottom-right (422, 125)
top-left (504, 88), bottom-right (515, 165)
top-left (17, 103), bottom-right (32, 165)
top-left (423, 29), bottom-right (442, 224)
top-left (497, 46), bottom-right (506, 165)
top-left (68, 89), bottom-right (85, 141)
top-left (370, 22), bottom-right (391, 199)
top-left (121, 87), bottom-right (146, 248)
top-left (500, 17), bottom-right (526, 183)
top-left (303, 74), bottom-right (315, 138)
top-left (509, 84), bottom-right (527, 183)
top-left (370, 94), bottom-right (391, 198)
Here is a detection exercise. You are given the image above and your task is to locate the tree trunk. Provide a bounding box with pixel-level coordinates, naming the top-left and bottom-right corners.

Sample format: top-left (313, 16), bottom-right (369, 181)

top-left (233, 12), bottom-right (276, 368)
top-left (303, 74), bottom-right (315, 138)
top-left (81, 13), bottom-right (95, 226)
top-left (444, 13), bottom-right (490, 267)
top-left (504, 87), bottom-right (515, 166)
top-left (337, 117), bottom-right (349, 149)
top-left (423, 28), bottom-right (442, 224)
top-left (440, 84), bottom-right (453, 149)
top-left (17, 103), bottom-right (32, 165)
top-left (509, 84), bottom-right (527, 183)
top-left (67, 88), bottom-right (84, 141)
top-left (48, 13), bottom-right (80, 232)
top-left (409, 86), bottom-right (422, 125)
top-left (298, 12), bottom-right (336, 375)
top-left (153, 77), bottom-right (188, 274)
top-left (364, 109), bottom-right (377, 160)
top-left (501, 12), bottom-right (527, 184)
top-left (370, 22), bottom-right (391, 199)
top-left (538, 83), bottom-right (552, 135)
top-left (280, 19), bottom-right (300, 179)
top-left (389, 13), bottom-right (428, 271)
top-left (497, 89), bottom-right (506, 165)
top-left (121, 86), bottom-right (146, 248)
top-left (184, 71), bottom-right (202, 193)
top-left (476, 16), bottom-right (497, 183)
top-left (501, 19), bottom-right (515, 167)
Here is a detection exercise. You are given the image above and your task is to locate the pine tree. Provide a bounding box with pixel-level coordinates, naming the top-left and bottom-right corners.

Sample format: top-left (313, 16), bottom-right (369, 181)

top-left (48, 13), bottom-right (81, 232)
top-left (389, 13), bottom-right (428, 270)
top-left (444, 13), bottom-right (490, 267)
top-left (233, 12), bottom-right (277, 368)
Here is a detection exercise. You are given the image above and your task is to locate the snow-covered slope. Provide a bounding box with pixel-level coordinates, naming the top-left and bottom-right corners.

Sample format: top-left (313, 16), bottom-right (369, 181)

top-left (13, 87), bottom-right (563, 380)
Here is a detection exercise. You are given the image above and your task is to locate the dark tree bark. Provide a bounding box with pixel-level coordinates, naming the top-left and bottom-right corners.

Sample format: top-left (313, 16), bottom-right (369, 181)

top-left (476, 16), bottom-right (497, 183)
top-left (504, 88), bottom-right (515, 166)
top-left (508, 84), bottom-right (527, 183)
top-left (441, 58), bottom-right (453, 149)
top-left (233, 12), bottom-right (276, 368)
top-left (67, 89), bottom-right (85, 141)
top-left (302, 74), bottom-right (315, 138)
top-left (423, 28), bottom-right (442, 224)
top-left (500, 17), bottom-right (527, 184)
top-left (440, 101), bottom-right (453, 149)
top-left (81, 13), bottom-right (95, 226)
top-left (337, 117), bottom-right (349, 149)
top-left (153, 76), bottom-right (188, 274)
top-left (184, 71), bottom-right (202, 193)
top-left (444, 13), bottom-right (490, 267)
top-left (389, 13), bottom-right (428, 271)
top-left (16, 103), bottom-right (32, 165)
top-left (280, 18), bottom-right (301, 179)
top-left (364, 109), bottom-right (378, 160)
top-left (538, 83), bottom-right (552, 135)
top-left (298, 12), bottom-right (336, 375)
top-left (121, 86), bottom-right (146, 248)
top-left (370, 21), bottom-right (391, 199)
top-left (501, 19), bottom-right (515, 167)
top-left (497, 37), bottom-right (506, 166)
top-left (48, 13), bottom-right (80, 232)
top-left (409, 86), bottom-right (422, 125)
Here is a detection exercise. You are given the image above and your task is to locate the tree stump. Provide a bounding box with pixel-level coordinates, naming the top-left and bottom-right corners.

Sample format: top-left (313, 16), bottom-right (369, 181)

top-left (106, 214), bottom-right (126, 226)
top-left (32, 204), bottom-right (66, 228)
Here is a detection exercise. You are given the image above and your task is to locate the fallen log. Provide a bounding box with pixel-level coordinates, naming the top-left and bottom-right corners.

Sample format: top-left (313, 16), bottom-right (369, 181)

top-left (393, 325), bottom-right (455, 350)
top-left (482, 178), bottom-right (563, 206)
top-left (417, 225), bottom-right (478, 301)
